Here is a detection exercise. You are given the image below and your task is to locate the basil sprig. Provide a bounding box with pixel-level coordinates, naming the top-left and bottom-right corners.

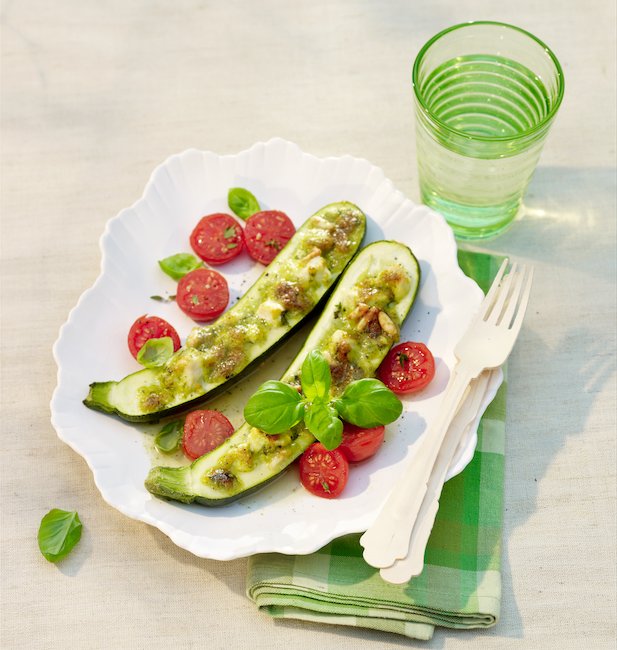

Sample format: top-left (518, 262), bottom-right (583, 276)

top-left (137, 336), bottom-right (174, 368)
top-left (37, 509), bottom-right (82, 563)
top-left (158, 253), bottom-right (202, 280)
top-left (244, 351), bottom-right (402, 450)
top-left (228, 188), bottom-right (260, 220)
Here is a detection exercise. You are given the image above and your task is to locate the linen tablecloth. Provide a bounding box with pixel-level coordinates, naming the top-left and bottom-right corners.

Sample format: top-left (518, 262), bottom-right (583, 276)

top-left (3, 2), bottom-right (615, 648)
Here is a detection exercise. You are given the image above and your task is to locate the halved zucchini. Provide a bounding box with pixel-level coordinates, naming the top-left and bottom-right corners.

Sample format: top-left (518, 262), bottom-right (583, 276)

top-left (84, 202), bottom-right (366, 422)
top-left (145, 240), bottom-right (420, 506)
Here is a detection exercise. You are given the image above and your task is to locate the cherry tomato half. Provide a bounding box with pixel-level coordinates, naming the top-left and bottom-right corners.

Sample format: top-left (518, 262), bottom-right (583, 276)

top-left (190, 213), bottom-right (244, 265)
top-left (176, 268), bottom-right (229, 321)
top-left (339, 423), bottom-right (386, 463)
top-left (182, 410), bottom-right (235, 460)
top-left (299, 442), bottom-right (349, 499)
top-left (127, 315), bottom-right (181, 360)
top-left (244, 210), bottom-right (296, 265)
top-left (378, 341), bottom-right (436, 394)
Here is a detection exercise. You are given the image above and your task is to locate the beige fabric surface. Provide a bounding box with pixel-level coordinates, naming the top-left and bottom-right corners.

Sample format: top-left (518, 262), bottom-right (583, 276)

top-left (1, 1), bottom-right (615, 648)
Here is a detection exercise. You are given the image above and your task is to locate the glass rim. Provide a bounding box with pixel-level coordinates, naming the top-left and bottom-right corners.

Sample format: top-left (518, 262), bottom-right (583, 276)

top-left (412, 21), bottom-right (565, 142)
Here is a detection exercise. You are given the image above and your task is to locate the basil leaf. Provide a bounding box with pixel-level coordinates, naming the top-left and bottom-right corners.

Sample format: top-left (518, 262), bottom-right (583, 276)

top-left (304, 402), bottom-right (343, 451)
top-left (37, 509), bottom-right (82, 563)
top-left (228, 188), bottom-right (260, 220)
top-left (334, 378), bottom-right (403, 428)
top-left (158, 253), bottom-right (202, 280)
top-left (244, 380), bottom-right (305, 434)
top-left (154, 420), bottom-right (183, 453)
top-left (137, 337), bottom-right (174, 368)
top-left (301, 350), bottom-right (331, 402)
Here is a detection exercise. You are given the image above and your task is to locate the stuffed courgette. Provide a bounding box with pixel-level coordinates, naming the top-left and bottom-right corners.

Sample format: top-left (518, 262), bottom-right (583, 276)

top-left (84, 202), bottom-right (366, 423)
top-left (145, 240), bottom-right (420, 506)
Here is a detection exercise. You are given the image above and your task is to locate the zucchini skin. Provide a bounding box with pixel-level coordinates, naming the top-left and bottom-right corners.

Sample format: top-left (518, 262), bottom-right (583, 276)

top-left (145, 240), bottom-right (421, 506)
top-left (84, 202), bottom-right (366, 423)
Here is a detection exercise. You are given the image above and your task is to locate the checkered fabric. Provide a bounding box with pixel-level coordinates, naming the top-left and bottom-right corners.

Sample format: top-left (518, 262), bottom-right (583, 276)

top-left (247, 251), bottom-right (507, 640)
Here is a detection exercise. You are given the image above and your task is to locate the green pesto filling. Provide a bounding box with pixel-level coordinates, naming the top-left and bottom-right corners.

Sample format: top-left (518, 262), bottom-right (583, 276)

top-left (193, 262), bottom-right (413, 497)
top-left (284, 264), bottom-right (412, 395)
top-left (199, 423), bottom-right (311, 496)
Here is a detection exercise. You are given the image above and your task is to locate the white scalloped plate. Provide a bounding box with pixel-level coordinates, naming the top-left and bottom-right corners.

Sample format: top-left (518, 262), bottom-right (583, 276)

top-left (50, 138), bottom-right (502, 560)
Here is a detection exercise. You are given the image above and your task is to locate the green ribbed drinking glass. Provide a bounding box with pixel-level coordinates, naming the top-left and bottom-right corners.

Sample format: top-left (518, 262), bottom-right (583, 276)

top-left (413, 22), bottom-right (564, 240)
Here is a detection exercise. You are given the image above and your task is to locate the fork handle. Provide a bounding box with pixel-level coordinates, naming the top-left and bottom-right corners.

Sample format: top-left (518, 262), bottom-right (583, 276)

top-left (380, 369), bottom-right (494, 583)
top-left (391, 366), bottom-right (475, 519)
top-left (360, 365), bottom-right (477, 569)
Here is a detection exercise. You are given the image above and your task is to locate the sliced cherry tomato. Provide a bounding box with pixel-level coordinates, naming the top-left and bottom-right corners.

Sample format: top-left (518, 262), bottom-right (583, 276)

top-left (299, 442), bottom-right (349, 499)
top-left (182, 410), bottom-right (234, 460)
top-left (244, 210), bottom-right (296, 265)
top-left (378, 341), bottom-right (436, 394)
top-left (190, 213), bottom-right (244, 265)
top-left (127, 315), bottom-right (181, 360)
top-left (176, 268), bottom-right (229, 321)
top-left (339, 423), bottom-right (386, 463)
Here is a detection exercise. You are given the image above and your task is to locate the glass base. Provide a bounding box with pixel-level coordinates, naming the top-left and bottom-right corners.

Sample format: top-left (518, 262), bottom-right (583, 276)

top-left (422, 191), bottom-right (520, 241)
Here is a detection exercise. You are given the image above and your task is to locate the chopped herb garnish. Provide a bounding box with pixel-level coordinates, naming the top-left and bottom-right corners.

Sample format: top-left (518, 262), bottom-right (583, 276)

top-left (151, 295), bottom-right (176, 302)
top-left (320, 480), bottom-right (331, 493)
top-left (397, 352), bottom-right (409, 369)
top-left (223, 226), bottom-right (235, 239)
top-left (226, 242), bottom-right (238, 249)
top-left (265, 240), bottom-right (280, 250)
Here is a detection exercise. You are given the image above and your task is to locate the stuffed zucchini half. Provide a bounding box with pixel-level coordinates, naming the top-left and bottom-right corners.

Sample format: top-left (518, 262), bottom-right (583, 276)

top-left (145, 240), bottom-right (420, 506)
top-left (84, 202), bottom-right (366, 423)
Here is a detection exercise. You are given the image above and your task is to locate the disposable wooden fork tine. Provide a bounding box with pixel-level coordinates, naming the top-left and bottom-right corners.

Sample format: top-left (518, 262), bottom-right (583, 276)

top-left (469, 258), bottom-right (509, 327)
top-left (452, 262), bottom-right (532, 374)
top-left (486, 263), bottom-right (518, 326)
top-left (360, 260), bottom-right (534, 570)
top-left (507, 266), bottom-right (534, 333)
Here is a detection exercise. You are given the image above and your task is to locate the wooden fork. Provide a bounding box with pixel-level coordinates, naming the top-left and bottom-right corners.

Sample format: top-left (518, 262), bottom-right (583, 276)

top-left (360, 260), bottom-right (534, 570)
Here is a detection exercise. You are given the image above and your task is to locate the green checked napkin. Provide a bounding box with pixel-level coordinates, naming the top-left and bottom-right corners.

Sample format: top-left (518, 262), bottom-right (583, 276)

top-left (247, 251), bottom-right (507, 641)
